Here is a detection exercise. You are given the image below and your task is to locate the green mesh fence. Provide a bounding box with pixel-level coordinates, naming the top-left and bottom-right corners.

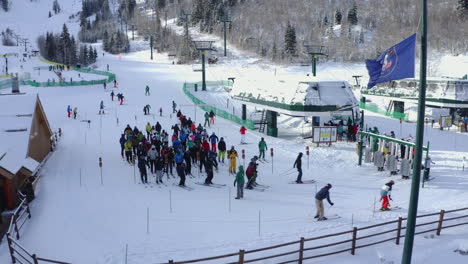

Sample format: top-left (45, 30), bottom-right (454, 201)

top-left (183, 82), bottom-right (254, 130)
top-left (21, 57), bottom-right (117, 87)
top-left (360, 101), bottom-right (408, 121)
top-left (0, 79), bottom-right (11, 90)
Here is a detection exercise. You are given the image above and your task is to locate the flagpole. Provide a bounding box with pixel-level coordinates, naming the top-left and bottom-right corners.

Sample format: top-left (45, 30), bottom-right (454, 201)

top-left (402, 0), bottom-right (427, 262)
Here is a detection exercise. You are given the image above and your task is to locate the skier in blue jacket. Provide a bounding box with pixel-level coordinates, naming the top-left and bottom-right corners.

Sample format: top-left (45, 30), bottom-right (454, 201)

top-left (315, 184), bottom-right (334, 221)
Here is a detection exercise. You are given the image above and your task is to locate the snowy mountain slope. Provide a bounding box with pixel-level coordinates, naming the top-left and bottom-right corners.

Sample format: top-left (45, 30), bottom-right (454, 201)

top-left (0, 0), bottom-right (82, 44)
top-left (0, 3), bottom-right (467, 264)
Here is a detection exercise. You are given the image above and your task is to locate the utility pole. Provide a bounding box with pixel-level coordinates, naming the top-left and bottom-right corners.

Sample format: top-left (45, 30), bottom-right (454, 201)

top-left (150, 35), bottom-right (154, 60)
top-left (193, 41), bottom-right (215, 91)
top-left (402, 0), bottom-right (427, 263)
top-left (19, 39), bottom-right (29, 52)
top-left (130, 24), bottom-right (135, 41)
top-left (303, 44), bottom-right (327, 77)
top-left (220, 15), bottom-right (232, 57)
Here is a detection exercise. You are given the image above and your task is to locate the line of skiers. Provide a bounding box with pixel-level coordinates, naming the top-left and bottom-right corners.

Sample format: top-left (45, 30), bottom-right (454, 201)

top-left (118, 109), bottom-right (250, 187)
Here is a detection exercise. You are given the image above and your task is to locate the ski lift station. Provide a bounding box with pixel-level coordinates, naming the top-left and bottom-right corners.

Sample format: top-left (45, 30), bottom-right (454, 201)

top-left (231, 75), bottom-right (360, 137)
top-left (360, 77), bottom-right (468, 123)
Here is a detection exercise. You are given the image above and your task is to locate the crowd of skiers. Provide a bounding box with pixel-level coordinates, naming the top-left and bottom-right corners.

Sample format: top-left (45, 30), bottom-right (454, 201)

top-left (118, 107), bottom-right (265, 194)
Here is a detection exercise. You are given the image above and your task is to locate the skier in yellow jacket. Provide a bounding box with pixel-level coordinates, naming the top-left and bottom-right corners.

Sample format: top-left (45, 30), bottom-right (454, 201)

top-left (228, 146), bottom-right (238, 174)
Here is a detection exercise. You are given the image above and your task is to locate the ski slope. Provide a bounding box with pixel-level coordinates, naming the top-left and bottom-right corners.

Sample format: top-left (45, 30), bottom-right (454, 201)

top-left (1, 4), bottom-right (468, 264)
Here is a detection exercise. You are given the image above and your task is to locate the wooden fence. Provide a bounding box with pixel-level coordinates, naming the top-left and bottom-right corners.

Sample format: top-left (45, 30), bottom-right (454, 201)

top-left (163, 207), bottom-right (468, 264)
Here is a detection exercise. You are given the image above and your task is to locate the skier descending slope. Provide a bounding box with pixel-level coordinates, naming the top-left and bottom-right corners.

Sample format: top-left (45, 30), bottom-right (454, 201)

top-left (380, 180), bottom-right (395, 211)
top-left (315, 184), bottom-right (334, 221)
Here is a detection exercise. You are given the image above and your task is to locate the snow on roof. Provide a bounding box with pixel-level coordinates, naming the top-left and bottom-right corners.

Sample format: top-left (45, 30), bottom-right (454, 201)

top-left (0, 94), bottom-right (38, 176)
top-left (233, 75), bottom-right (358, 106)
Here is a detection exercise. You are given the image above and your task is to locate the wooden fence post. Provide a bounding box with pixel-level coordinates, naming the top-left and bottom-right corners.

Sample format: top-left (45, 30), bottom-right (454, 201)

top-left (6, 234), bottom-right (16, 264)
top-left (238, 249), bottom-right (245, 264)
top-left (436, 210), bottom-right (445, 236)
top-left (351, 227), bottom-right (358, 255)
top-left (32, 254), bottom-right (39, 264)
top-left (298, 237), bottom-right (305, 264)
top-left (396, 217), bottom-right (403, 245)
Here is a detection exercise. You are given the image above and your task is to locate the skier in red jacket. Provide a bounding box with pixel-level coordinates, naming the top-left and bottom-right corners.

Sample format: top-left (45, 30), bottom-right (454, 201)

top-left (240, 126), bottom-right (247, 144)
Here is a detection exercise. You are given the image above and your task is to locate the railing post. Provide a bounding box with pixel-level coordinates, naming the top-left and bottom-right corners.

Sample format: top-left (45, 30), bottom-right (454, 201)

top-left (436, 210), bottom-right (445, 236)
top-left (7, 234), bottom-right (17, 264)
top-left (238, 249), bottom-right (245, 264)
top-left (26, 202), bottom-right (32, 219)
top-left (13, 214), bottom-right (20, 240)
top-left (32, 254), bottom-right (39, 264)
top-left (351, 227), bottom-right (358, 255)
top-left (298, 237), bottom-right (305, 264)
top-left (396, 217), bottom-right (403, 245)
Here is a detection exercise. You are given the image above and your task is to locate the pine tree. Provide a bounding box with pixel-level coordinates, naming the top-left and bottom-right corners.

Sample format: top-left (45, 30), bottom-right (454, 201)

top-left (157, 0), bottom-right (166, 9)
top-left (359, 30), bottom-right (364, 44)
top-left (192, 0), bottom-right (205, 25)
top-left (83, 45), bottom-right (89, 65)
top-left (58, 24), bottom-right (71, 64)
top-left (284, 21), bottom-right (297, 55)
top-left (1, 0), bottom-right (8, 12)
top-left (458, 0), bottom-right (468, 18)
top-left (272, 41), bottom-right (278, 61)
top-left (46, 32), bottom-right (57, 61)
top-left (93, 48), bottom-right (98, 63)
top-left (347, 2), bottom-right (358, 25)
top-left (323, 15), bottom-right (329, 26)
top-left (49, 11), bottom-right (52, 18)
top-left (103, 30), bottom-right (109, 51)
top-left (69, 36), bottom-right (77, 65)
top-left (335, 9), bottom-right (342, 25)
top-left (53, 0), bottom-right (61, 14)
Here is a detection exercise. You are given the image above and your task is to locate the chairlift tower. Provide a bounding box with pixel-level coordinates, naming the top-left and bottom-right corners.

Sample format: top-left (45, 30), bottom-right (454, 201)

top-left (192, 41), bottom-right (215, 91)
top-left (303, 44), bottom-right (327, 77)
top-left (219, 15), bottom-right (232, 57)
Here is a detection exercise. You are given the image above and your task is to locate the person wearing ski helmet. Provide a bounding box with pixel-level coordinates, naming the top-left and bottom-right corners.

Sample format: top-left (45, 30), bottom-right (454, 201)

top-left (380, 180), bottom-right (395, 211)
top-left (315, 183), bottom-right (334, 221)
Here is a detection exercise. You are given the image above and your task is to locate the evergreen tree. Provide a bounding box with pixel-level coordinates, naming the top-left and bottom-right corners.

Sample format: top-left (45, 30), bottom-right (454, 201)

top-left (93, 47), bottom-right (98, 63)
top-left (58, 24), bottom-right (71, 64)
top-left (46, 32), bottom-right (57, 61)
top-left (157, 0), bottom-right (166, 9)
top-left (1, 0), bottom-right (8, 12)
top-left (271, 41), bottom-right (277, 60)
top-left (53, 0), bottom-right (61, 14)
top-left (103, 30), bottom-right (109, 51)
top-left (69, 36), bottom-right (77, 65)
top-left (458, 0), bottom-right (468, 18)
top-left (323, 15), bottom-right (329, 26)
top-left (102, 0), bottom-right (112, 20)
top-left (347, 2), bottom-right (358, 25)
top-left (49, 11), bottom-right (52, 18)
top-left (284, 21), bottom-right (297, 55)
top-left (359, 30), bottom-right (364, 44)
top-left (335, 9), bottom-right (342, 25)
top-left (83, 45), bottom-right (89, 65)
top-left (192, 0), bottom-right (205, 25)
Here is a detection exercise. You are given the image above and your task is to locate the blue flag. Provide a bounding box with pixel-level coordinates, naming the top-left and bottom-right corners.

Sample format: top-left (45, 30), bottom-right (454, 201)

top-left (366, 34), bottom-right (416, 89)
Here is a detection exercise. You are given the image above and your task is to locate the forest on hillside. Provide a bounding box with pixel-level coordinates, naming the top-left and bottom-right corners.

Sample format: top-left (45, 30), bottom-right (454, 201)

top-left (145, 0), bottom-right (468, 63)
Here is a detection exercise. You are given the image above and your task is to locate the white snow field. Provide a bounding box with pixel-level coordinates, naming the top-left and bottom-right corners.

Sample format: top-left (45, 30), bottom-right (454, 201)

top-left (0, 46), bottom-right (468, 264)
top-left (1, 2), bottom-right (468, 263)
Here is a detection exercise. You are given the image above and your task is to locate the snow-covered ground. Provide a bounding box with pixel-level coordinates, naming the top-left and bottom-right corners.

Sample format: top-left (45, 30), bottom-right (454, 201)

top-left (1, 4), bottom-right (468, 264)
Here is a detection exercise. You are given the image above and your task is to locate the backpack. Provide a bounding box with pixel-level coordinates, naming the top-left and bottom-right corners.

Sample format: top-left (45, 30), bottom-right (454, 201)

top-left (246, 166), bottom-right (254, 176)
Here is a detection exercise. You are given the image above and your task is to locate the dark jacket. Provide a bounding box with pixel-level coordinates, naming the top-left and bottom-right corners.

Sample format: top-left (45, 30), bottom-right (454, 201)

top-left (315, 186), bottom-right (333, 205)
top-left (293, 154), bottom-right (303, 170)
top-left (218, 140), bottom-right (226, 151)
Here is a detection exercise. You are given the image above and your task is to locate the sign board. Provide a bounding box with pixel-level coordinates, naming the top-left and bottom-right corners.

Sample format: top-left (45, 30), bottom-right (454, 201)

top-left (439, 115), bottom-right (452, 128)
top-left (312, 127), bottom-right (337, 143)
